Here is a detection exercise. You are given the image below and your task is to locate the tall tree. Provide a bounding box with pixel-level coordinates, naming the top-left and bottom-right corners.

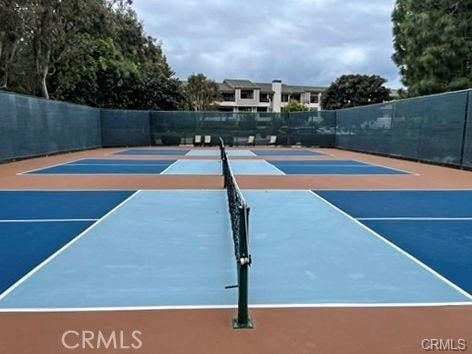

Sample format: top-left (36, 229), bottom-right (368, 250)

top-left (321, 74), bottom-right (391, 110)
top-left (1, 0), bottom-right (184, 109)
top-left (392, 0), bottom-right (472, 96)
top-left (184, 73), bottom-right (219, 111)
top-left (0, 1), bottom-right (23, 89)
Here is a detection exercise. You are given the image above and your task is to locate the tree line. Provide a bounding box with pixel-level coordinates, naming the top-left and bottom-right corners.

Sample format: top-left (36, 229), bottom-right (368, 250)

top-left (1, 0), bottom-right (470, 111)
top-left (0, 0), bottom-right (186, 109)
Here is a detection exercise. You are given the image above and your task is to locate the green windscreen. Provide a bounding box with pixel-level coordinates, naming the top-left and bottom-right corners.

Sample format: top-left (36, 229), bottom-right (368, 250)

top-left (150, 111), bottom-right (336, 147)
top-left (462, 90), bottom-right (472, 168)
top-left (336, 90), bottom-right (470, 167)
top-left (0, 92), bottom-right (101, 162)
top-left (101, 109), bottom-right (151, 147)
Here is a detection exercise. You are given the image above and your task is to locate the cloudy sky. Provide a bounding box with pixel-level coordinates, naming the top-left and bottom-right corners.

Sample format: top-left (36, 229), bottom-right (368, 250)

top-left (133, 0), bottom-right (401, 88)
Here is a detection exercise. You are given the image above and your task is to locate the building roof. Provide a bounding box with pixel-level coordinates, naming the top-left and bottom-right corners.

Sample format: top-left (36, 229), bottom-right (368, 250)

top-left (220, 79), bottom-right (327, 93)
top-left (282, 84), bottom-right (327, 93)
top-left (223, 79), bottom-right (259, 89)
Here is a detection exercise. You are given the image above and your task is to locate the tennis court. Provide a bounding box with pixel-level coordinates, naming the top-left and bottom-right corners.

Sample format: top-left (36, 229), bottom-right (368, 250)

top-left (23, 156), bottom-right (408, 176)
top-left (0, 144), bottom-right (471, 353)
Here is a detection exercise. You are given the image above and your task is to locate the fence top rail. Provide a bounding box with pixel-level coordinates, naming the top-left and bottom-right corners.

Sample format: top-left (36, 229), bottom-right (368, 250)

top-left (336, 88), bottom-right (472, 113)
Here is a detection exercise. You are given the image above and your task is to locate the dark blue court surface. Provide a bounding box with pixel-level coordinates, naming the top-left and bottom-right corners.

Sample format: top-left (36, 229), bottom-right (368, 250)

top-left (0, 191), bottom-right (134, 294)
top-left (316, 190), bottom-right (472, 294)
top-left (270, 160), bottom-right (409, 175)
top-left (27, 159), bottom-right (176, 175)
top-left (0, 222), bottom-right (92, 293)
top-left (115, 149), bottom-right (190, 156)
top-left (252, 149), bottom-right (325, 156)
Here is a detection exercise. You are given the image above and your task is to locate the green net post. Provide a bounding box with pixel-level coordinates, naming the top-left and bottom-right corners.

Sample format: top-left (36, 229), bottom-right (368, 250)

top-left (233, 206), bottom-right (253, 329)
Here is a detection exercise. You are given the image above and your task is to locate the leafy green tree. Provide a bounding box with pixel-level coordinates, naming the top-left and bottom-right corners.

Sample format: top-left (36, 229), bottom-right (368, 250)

top-left (321, 74), bottom-right (391, 110)
top-left (2, 0), bottom-right (184, 109)
top-left (184, 73), bottom-right (219, 111)
top-left (283, 99), bottom-right (309, 112)
top-left (0, 1), bottom-right (23, 89)
top-left (392, 0), bottom-right (472, 96)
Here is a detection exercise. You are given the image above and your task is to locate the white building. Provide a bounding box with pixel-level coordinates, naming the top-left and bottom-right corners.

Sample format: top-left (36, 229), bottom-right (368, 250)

top-left (216, 79), bottom-right (326, 112)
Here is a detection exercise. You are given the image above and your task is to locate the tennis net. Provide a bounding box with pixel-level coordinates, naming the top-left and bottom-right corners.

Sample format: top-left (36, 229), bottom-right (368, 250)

top-left (219, 137), bottom-right (253, 329)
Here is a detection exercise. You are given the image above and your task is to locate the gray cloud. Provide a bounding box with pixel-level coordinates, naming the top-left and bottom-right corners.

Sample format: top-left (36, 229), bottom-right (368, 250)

top-left (133, 0), bottom-right (401, 88)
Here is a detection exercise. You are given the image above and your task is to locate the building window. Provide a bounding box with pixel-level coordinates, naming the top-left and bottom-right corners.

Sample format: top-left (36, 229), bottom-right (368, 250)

top-left (292, 94), bottom-right (301, 101)
top-left (222, 92), bottom-right (235, 102)
top-left (310, 93), bottom-right (319, 104)
top-left (240, 90), bottom-right (254, 99)
top-left (282, 94), bottom-right (289, 102)
top-left (259, 92), bottom-right (271, 103)
top-left (239, 107), bottom-right (253, 112)
top-left (257, 107), bottom-right (268, 112)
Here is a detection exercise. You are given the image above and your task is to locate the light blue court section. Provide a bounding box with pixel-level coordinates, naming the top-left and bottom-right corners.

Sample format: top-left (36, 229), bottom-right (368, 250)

top-left (0, 190), bottom-right (469, 309)
top-left (161, 160), bottom-right (284, 175)
top-left (115, 149), bottom-right (190, 156)
top-left (0, 191), bottom-right (237, 308)
top-left (244, 191), bottom-right (468, 304)
top-left (269, 160), bottom-right (409, 175)
top-left (186, 149), bottom-right (256, 157)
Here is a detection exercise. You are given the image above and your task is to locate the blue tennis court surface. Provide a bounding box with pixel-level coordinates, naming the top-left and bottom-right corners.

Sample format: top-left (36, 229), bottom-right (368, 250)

top-left (316, 190), bottom-right (472, 294)
top-left (25, 159), bottom-right (409, 176)
top-left (26, 159), bottom-right (176, 175)
top-left (269, 160), bottom-right (410, 175)
top-left (115, 148), bottom-right (325, 157)
top-left (0, 191), bottom-right (133, 294)
top-left (116, 149), bottom-right (190, 156)
top-left (0, 190), bottom-right (469, 310)
top-left (252, 149), bottom-right (325, 156)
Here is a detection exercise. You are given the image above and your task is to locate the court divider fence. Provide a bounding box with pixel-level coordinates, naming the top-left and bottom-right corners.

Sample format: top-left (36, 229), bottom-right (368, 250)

top-left (101, 109), bottom-right (151, 147)
top-left (150, 110), bottom-right (336, 147)
top-left (1, 89), bottom-right (471, 169)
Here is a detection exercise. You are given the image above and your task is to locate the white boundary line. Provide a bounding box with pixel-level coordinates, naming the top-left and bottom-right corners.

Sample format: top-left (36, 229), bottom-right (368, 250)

top-left (263, 160), bottom-right (287, 175)
top-left (0, 301), bottom-right (470, 313)
top-left (308, 190), bottom-right (472, 301)
top-left (358, 217), bottom-right (472, 221)
top-left (0, 219), bottom-right (98, 223)
top-left (158, 160), bottom-right (182, 175)
top-left (0, 191), bottom-right (140, 302)
top-left (17, 158), bottom-right (85, 175)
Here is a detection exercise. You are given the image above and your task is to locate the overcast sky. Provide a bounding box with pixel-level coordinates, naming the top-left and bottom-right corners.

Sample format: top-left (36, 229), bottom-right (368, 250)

top-left (133, 0), bottom-right (401, 88)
